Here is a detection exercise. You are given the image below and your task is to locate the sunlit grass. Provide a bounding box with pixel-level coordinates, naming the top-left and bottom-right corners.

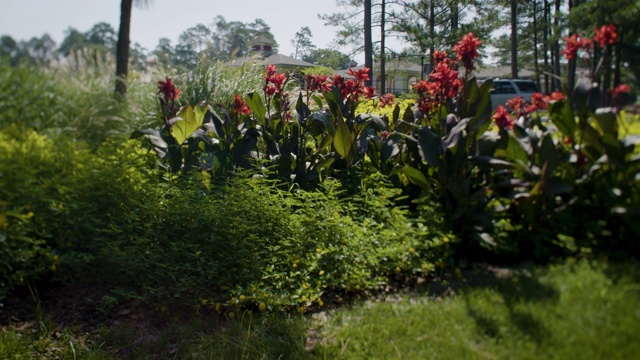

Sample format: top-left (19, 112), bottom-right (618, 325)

top-left (309, 259), bottom-right (640, 360)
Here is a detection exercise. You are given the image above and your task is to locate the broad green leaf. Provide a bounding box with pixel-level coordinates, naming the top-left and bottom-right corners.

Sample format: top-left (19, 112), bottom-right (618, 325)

top-left (296, 93), bottom-right (311, 123)
top-left (245, 92), bottom-right (266, 126)
top-left (333, 116), bottom-right (353, 160)
top-left (402, 166), bottom-right (429, 189)
top-left (506, 132), bottom-right (529, 164)
top-left (593, 108), bottom-right (618, 138)
top-left (549, 100), bottom-right (576, 140)
top-left (417, 126), bottom-right (442, 166)
top-left (538, 134), bottom-right (560, 174)
top-left (171, 103), bottom-right (207, 145)
top-left (309, 110), bottom-right (334, 136)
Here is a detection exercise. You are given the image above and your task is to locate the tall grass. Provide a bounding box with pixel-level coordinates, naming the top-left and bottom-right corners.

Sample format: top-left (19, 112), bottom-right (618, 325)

top-left (177, 59), bottom-right (265, 108)
top-left (0, 52), bottom-right (157, 145)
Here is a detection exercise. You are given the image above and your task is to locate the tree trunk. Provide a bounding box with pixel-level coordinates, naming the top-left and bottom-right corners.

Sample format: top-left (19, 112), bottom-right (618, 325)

top-left (115, 0), bottom-right (133, 99)
top-left (364, 0), bottom-right (373, 87)
top-left (543, 0), bottom-right (550, 93)
top-left (567, 0), bottom-right (578, 93)
top-left (533, 0), bottom-right (541, 89)
top-left (510, 0), bottom-right (518, 78)
top-left (553, 0), bottom-right (562, 91)
top-left (380, 0), bottom-right (386, 93)
top-left (429, 1), bottom-right (435, 69)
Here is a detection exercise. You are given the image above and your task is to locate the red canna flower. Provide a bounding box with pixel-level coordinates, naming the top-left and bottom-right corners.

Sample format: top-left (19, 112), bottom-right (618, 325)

top-left (561, 34), bottom-right (593, 60)
top-left (429, 62), bottom-right (461, 98)
top-left (265, 64), bottom-right (277, 79)
top-left (233, 94), bottom-right (252, 115)
top-left (493, 105), bottom-right (515, 130)
top-left (158, 76), bottom-right (180, 101)
top-left (348, 67), bottom-right (371, 84)
top-left (610, 83), bottom-right (631, 106)
top-left (364, 86), bottom-right (377, 99)
top-left (594, 24), bottom-right (618, 47)
top-left (379, 93), bottom-right (395, 108)
top-left (305, 74), bottom-right (331, 93)
top-left (530, 92), bottom-right (547, 111)
top-left (265, 85), bottom-right (277, 97)
top-left (546, 91), bottom-right (566, 102)
top-left (453, 32), bottom-right (481, 71)
top-left (432, 50), bottom-right (450, 66)
top-left (506, 96), bottom-right (524, 113)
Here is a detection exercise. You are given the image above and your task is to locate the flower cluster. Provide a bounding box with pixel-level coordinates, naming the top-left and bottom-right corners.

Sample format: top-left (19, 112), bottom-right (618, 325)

top-left (378, 93), bottom-right (395, 108)
top-left (504, 92), bottom-right (566, 120)
top-left (412, 60), bottom-right (461, 115)
top-left (453, 32), bottom-right (481, 71)
top-left (331, 67), bottom-right (375, 102)
top-left (158, 77), bottom-right (180, 101)
top-left (492, 105), bottom-right (515, 130)
top-left (264, 64), bottom-right (287, 97)
top-left (233, 94), bottom-right (252, 115)
top-left (561, 24), bottom-right (619, 61)
top-left (304, 74), bottom-right (331, 93)
top-left (609, 84), bottom-right (631, 106)
top-left (157, 77), bottom-right (180, 129)
top-left (560, 34), bottom-right (593, 60)
top-left (594, 24), bottom-right (618, 47)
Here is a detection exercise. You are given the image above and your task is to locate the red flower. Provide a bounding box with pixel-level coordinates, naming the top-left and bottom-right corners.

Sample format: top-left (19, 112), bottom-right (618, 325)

top-left (561, 34), bottom-right (593, 60)
top-left (364, 86), bottom-right (377, 99)
top-left (610, 83), bottom-right (631, 105)
top-left (379, 93), bottom-right (395, 108)
top-left (348, 67), bottom-right (371, 83)
top-left (233, 94), bottom-right (252, 115)
top-left (305, 74), bottom-right (331, 93)
top-left (269, 73), bottom-right (286, 91)
top-left (332, 74), bottom-right (361, 101)
top-left (492, 106), bottom-right (515, 130)
top-left (265, 64), bottom-right (277, 79)
top-left (157, 77), bottom-right (180, 101)
top-left (546, 91), bottom-right (566, 102)
top-left (453, 32), bottom-right (481, 70)
top-left (506, 96), bottom-right (524, 113)
top-left (263, 65), bottom-right (287, 97)
top-left (265, 86), bottom-right (277, 97)
top-left (530, 92), bottom-right (547, 111)
top-left (429, 62), bottom-right (460, 98)
top-left (432, 50), bottom-right (450, 66)
top-left (594, 24), bottom-right (618, 47)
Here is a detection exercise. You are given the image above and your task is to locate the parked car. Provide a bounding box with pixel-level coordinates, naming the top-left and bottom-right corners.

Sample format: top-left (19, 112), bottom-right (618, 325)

top-left (487, 79), bottom-right (539, 110)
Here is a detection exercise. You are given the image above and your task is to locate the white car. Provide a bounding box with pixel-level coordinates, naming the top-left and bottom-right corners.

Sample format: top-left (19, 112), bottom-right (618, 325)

top-left (489, 79), bottom-right (539, 110)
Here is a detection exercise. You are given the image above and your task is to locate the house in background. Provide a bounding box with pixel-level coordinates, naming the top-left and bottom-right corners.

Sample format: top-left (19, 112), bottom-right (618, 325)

top-left (232, 35), bottom-right (316, 70)
top-left (337, 60), bottom-right (423, 94)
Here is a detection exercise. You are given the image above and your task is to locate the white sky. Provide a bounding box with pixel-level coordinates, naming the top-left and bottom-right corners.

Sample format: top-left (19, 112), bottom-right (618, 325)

top-left (0, 0), bottom-right (404, 63)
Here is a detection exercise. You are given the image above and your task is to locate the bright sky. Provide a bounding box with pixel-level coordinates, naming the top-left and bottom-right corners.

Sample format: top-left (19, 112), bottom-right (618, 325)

top-left (0, 0), bottom-right (397, 63)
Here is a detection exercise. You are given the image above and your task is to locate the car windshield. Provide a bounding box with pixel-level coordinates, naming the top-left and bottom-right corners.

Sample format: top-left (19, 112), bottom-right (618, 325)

top-left (514, 81), bottom-right (538, 93)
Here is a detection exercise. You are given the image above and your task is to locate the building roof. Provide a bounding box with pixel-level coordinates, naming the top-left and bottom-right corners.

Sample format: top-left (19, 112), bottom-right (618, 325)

top-left (232, 53), bottom-right (316, 68)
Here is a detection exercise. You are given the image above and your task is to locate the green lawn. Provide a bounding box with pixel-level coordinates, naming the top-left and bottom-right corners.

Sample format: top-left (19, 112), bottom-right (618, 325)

top-left (2, 259), bottom-right (638, 359)
top-left (309, 259), bottom-right (640, 360)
